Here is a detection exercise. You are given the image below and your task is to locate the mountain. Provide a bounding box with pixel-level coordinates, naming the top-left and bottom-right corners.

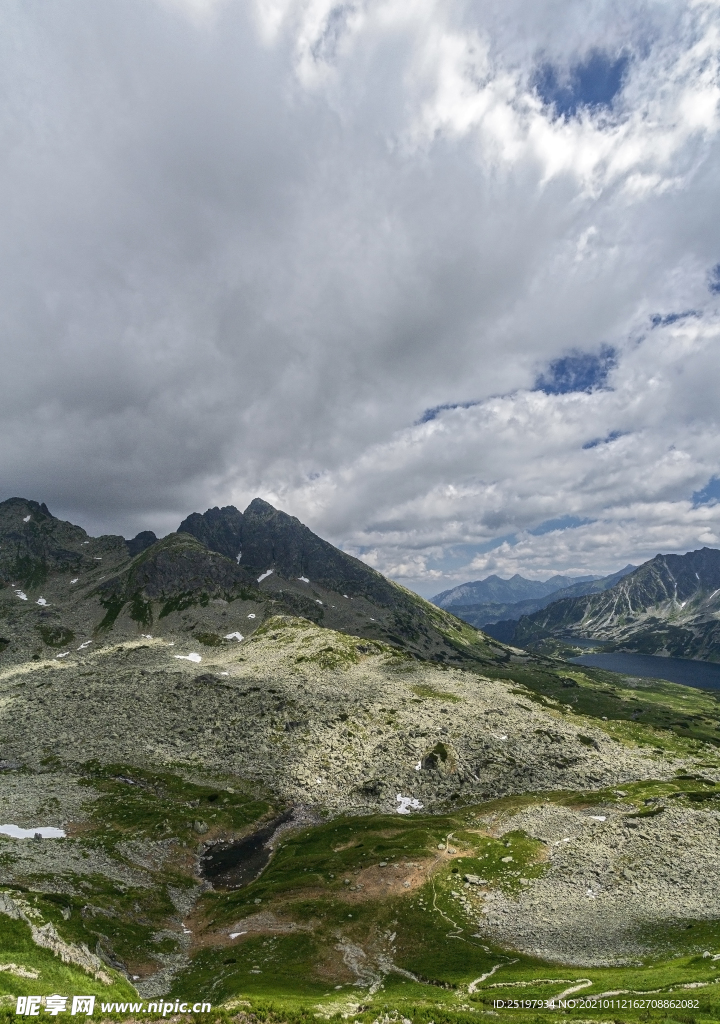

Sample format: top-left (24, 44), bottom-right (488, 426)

top-left (435, 566), bottom-right (635, 630)
top-left (0, 496), bottom-right (507, 669)
top-left (432, 572), bottom-right (600, 609)
top-left (512, 547), bottom-right (720, 660)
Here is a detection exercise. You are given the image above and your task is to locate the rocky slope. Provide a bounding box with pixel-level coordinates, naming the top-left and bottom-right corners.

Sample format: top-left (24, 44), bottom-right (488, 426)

top-left (512, 547), bottom-right (720, 660)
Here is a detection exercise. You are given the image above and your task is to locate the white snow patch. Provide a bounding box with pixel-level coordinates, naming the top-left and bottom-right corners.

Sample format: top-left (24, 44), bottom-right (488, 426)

top-left (220, 672), bottom-right (229, 676)
top-left (396, 794), bottom-right (423, 814)
top-left (257, 569), bottom-right (273, 583)
top-left (22, 515), bottom-right (31, 523)
top-left (36, 597), bottom-right (48, 606)
top-left (141, 634), bottom-right (153, 639)
top-left (77, 641), bottom-right (92, 650)
top-left (589, 815), bottom-right (606, 821)
top-left (56, 652), bottom-right (69, 659)
top-left (82, 541), bottom-right (89, 545)
top-left (70, 578), bottom-right (79, 584)
top-left (224, 632), bottom-right (244, 641)
top-left (174, 653), bottom-right (202, 663)
top-left (315, 599), bottom-right (322, 605)
top-left (236, 553), bottom-right (242, 563)
top-left (247, 613), bottom-right (256, 619)
top-left (229, 931), bottom-right (247, 939)
top-left (0, 825), bottom-right (65, 839)
top-left (93, 557), bottom-right (102, 561)
top-left (14, 591), bottom-right (27, 601)
top-left (298, 576), bottom-right (309, 583)
top-left (315, 777), bottom-right (323, 784)
top-left (414, 761), bottom-right (421, 771)
top-left (343, 594), bottom-right (348, 598)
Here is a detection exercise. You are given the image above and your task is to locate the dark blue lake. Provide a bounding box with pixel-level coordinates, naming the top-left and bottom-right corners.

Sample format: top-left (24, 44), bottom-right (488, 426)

top-left (570, 651), bottom-right (720, 692)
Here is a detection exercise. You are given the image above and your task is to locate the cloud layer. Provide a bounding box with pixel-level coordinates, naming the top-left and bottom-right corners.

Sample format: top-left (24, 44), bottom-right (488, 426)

top-left (2, 0), bottom-right (720, 592)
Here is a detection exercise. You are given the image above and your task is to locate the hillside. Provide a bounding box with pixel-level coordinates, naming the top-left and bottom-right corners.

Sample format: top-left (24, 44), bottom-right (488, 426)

top-left (513, 547), bottom-right (720, 661)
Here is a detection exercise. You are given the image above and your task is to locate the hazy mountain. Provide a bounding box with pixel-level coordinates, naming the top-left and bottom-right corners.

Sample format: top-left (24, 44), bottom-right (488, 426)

top-left (432, 572), bottom-right (600, 609)
top-left (435, 566), bottom-right (636, 630)
top-left (512, 547), bottom-right (720, 661)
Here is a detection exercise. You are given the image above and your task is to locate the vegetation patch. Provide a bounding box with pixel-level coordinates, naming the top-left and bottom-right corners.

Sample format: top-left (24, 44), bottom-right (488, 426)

top-left (34, 625), bottom-right (75, 648)
top-left (411, 684), bottom-right (461, 702)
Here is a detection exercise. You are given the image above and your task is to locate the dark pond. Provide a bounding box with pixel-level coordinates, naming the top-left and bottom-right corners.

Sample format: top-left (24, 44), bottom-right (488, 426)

top-left (200, 809), bottom-right (292, 889)
top-left (570, 651), bottom-right (720, 692)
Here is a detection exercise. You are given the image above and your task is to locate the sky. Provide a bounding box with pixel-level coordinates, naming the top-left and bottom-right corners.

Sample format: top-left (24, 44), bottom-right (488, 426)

top-left (2, 0), bottom-right (720, 597)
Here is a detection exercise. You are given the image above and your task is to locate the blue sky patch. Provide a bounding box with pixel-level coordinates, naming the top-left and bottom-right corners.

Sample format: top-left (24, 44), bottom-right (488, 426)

top-left (693, 477), bottom-right (720, 506)
top-left (418, 400), bottom-right (480, 424)
top-left (583, 429), bottom-right (625, 450)
top-left (650, 310), bottom-right (699, 327)
top-left (535, 345), bottom-right (616, 395)
top-left (529, 515), bottom-right (594, 536)
top-left (535, 49), bottom-right (629, 118)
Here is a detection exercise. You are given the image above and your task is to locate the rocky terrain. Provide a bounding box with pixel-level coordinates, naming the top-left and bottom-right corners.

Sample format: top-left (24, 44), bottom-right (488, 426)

top-left (456, 798), bottom-right (720, 966)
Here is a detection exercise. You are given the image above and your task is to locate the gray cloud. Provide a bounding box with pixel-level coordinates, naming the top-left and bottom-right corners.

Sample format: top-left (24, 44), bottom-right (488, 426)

top-left (1, 0), bottom-right (720, 587)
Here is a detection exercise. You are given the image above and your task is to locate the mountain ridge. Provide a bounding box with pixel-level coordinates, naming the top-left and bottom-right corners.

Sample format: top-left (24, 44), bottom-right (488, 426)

top-left (511, 546), bottom-right (720, 661)
top-left (0, 496), bottom-right (510, 669)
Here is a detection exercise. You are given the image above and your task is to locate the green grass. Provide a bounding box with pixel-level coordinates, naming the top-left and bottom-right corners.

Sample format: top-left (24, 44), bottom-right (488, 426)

top-left (480, 660), bottom-right (720, 750)
top-left (0, 904), bottom-right (136, 1002)
top-left (79, 762), bottom-right (272, 849)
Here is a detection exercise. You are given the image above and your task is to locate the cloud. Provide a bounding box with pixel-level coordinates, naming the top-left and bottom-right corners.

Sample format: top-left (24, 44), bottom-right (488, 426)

top-left (0, 0), bottom-right (720, 587)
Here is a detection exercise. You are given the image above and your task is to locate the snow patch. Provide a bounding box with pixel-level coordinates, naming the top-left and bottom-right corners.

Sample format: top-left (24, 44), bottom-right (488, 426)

top-left (298, 576), bottom-right (309, 583)
top-left (236, 553), bottom-right (242, 563)
top-left (257, 569), bottom-right (273, 583)
top-left (247, 613), bottom-right (256, 619)
top-left (229, 931), bottom-right (247, 939)
top-left (224, 632), bottom-right (244, 641)
top-left (22, 515), bottom-right (31, 523)
top-left (14, 591), bottom-right (27, 601)
top-left (589, 815), bottom-right (606, 821)
top-left (396, 794), bottom-right (423, 814)
top-left (174, 653), bottom-right (202, 663)
top-left (0, 825), bottom-right (66, 839)
top-left (77, 641), bottom-right (92, 650)
top-left (36, 597), bottom-right (48, 606)
top-left (70, 578), bottom-right (79, 584)
top-left (56, 652), bottom-right (69, 659)
top-left (141, 634), bottom-right (153, 639)
top-left (316, 599), bottom-right (322, 605)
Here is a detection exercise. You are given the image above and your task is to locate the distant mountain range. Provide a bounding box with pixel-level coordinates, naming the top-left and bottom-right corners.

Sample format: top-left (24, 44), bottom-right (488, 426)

top-left (432, 566), bottom-right (636, 628)
top-left (504, 547), bottom-right (720, 662)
